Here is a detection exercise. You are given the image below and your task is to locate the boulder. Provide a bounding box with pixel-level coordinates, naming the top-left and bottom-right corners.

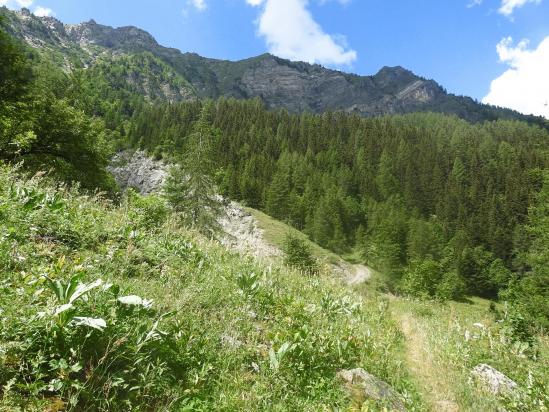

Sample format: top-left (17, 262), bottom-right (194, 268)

top-left (471, 364), bottom-right (518, 395)
top-left (337, 368), bottom-right (407, 411)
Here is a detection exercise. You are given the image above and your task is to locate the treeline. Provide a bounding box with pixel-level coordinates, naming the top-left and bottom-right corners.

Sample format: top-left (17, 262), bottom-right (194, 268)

top-left (129, 99), bottom-right (548, 303)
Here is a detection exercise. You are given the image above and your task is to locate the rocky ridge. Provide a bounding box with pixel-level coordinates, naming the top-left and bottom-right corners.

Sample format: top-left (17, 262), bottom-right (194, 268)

top-left (3, 7), bottom-right (544, 124)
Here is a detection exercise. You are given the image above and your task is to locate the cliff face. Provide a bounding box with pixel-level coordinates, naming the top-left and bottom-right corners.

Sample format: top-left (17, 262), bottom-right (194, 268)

top-left (2, 7), bottom-right (543, 123)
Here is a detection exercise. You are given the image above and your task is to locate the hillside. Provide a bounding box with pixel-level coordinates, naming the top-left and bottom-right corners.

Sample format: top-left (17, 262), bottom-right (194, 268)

top-left (1, 9), bottom-right (548, 411)
top-left (2, 7), bottom-right (546, 125)
top-left (0, 164), bottom-right (419, 411)
top-left (1, 156), bottom-right (547, 411)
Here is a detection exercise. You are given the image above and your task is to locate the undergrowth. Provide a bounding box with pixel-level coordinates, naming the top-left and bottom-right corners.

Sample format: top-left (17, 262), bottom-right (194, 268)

top-left (0, 165), bottom-right (421, 411)
top-left (391, 298), bottom-right (548, 411)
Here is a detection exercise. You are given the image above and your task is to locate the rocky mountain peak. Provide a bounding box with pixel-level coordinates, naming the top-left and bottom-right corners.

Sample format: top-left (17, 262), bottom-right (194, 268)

top-left (3, 7), bottom-right (542, 124)
top-left (19, 7), bottom-right (31, 17)
top-left (65, 20), bottom-right (158, 50)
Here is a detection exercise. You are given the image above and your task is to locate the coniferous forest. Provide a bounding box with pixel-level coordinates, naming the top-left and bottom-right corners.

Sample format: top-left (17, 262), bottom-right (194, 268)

top-left (128, 99), bottom-right (549, 321)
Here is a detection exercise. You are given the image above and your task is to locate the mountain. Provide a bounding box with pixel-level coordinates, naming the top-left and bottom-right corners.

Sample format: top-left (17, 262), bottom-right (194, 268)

top-left (2, 7), bottom-right (545, 124)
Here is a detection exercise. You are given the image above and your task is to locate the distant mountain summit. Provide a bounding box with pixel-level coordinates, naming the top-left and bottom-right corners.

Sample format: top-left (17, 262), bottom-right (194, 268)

top-left (2, 7), bottom-right (544, 124)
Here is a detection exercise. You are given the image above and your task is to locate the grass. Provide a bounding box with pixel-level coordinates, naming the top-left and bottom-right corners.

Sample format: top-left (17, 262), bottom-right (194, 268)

top-left (389, 297), bottom-right (549, 411)
top-left (1, 166), bottom-right (545, 411)
top-left (246, 208), bottom-right (350, 268)
top-left (248, 208), bottom-right (548, 411)
top-left (0, 166), bottom-right (422, 411)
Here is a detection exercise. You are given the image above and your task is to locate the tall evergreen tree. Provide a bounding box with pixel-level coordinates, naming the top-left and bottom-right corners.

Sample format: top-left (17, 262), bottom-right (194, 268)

top-left (164, 102), bottom-right (224, 237)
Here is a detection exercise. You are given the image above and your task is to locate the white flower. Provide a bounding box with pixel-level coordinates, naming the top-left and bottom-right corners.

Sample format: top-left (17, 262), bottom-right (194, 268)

top-left (71, 317), bottom-right (107, 331)
top-left (117, 295), bottom-right (153, 309)
top-left (473, 323), bottom-right (485, 328)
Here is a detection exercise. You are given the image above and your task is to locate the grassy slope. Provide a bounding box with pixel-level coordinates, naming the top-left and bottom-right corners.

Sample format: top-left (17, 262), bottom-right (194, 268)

top-left (389, 297), bottom-right (549, 411)
top-left (0, 166), bottom-right (421, 411)
top-left (1, 167), bottom-right (546, 411)
top-left (249, 209), bottom-right (549, 411)
top-left (246, 208), bottom-right (350, 268)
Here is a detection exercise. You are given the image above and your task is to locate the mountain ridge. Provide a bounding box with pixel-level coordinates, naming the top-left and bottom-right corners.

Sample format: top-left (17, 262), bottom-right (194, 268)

top-left (2, 7), bottom-right (545, 124)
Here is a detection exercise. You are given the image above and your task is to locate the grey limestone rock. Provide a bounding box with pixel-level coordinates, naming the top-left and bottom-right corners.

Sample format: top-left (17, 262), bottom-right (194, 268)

top-left (471, 364), bottom-right (518, 395)
top-left (337, 368), bottom-right (407, 411)
top-left (108, 150), bottom-right (168, 195)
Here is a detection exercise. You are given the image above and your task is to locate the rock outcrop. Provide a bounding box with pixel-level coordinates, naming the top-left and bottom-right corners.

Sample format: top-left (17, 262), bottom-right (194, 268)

top-left (471, 364), bottom-right (518, 395)
top-left (108, 150), bottom-right (280, 260)
top-left (337, 368), bottom-right (407, 411)
top-left (108, 150), bottom-right (168, 195)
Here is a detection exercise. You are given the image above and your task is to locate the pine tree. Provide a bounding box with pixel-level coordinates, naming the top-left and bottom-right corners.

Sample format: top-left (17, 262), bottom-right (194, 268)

top-left (164, 102), bottom-right (224, 237)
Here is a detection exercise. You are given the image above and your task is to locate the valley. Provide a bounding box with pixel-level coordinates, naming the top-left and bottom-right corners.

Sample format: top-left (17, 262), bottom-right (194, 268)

top-left (0, 6), bottom-right (548, 411)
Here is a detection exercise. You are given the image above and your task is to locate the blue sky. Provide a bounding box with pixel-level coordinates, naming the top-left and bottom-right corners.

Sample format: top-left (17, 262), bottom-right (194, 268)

top-left (3, 0), bottom-right (549, 117)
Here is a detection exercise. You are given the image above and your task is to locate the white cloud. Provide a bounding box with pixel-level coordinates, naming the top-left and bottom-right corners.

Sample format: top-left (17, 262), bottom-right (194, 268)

top-left (182, 0), bottom-right (206, 17)
top-left (483, 36), bottom-right (549, 118)
top-left (246, 0), bottom-right (357, 66)
top-left (498, 0), bottom-right (541, 16)
top-left (1, 0), bottom-right (56, 16)
top-left (15, 0), bottom-right (32, 7)
top-left (0, 0), bottom-right (33, 9)
top-left (467, 0), bottom-right (482, 8)
top-left (189, 0), bottom-right (206, 10)
top-left (33, 5), bottom-right (53, 16)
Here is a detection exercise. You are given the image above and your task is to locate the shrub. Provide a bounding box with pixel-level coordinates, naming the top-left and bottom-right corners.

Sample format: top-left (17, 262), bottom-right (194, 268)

top-left (282, 233), bottom-right (319, 275)
top-left (0, 266), bottom-right (187, 411)
top-left (400, 258), bottom-right (465, 301)
top-left (435, 270), bottom-right (466, 301)
top-left (399, 257), bottom-right (442, 298)
top-left (127, 189), bottom-right (169, 229)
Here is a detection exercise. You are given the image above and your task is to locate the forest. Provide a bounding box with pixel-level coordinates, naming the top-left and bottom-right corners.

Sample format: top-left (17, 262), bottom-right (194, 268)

top-left (127, 99), bottom-right (549, 324)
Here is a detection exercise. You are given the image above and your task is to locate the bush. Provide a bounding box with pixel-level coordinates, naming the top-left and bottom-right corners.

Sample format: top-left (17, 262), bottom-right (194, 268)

top-left (435, 270), bottom-right (466, 301)
top-left (0, 266), bottom-right (187, 411)
top-left (127, 189), bottom-right (169, 229)
top-left (400, 258), bottom-right (465, 301)
top-left (399, 257), bottom-right (441, 298)
top-left (282, 232), bottom-right (319, 275)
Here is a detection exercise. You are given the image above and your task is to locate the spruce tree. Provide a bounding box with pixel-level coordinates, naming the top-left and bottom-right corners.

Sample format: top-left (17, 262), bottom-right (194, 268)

top-left (164, 102), bottom-right (224, 237)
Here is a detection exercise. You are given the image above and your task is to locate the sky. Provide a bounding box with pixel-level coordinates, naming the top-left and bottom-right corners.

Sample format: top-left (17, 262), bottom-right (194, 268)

top-left (2, 0), bottom-right (549, 118)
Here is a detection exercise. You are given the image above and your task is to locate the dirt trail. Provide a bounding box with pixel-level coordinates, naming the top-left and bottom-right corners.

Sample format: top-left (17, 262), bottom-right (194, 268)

top-left (396, 312), bottom-right (459, 412)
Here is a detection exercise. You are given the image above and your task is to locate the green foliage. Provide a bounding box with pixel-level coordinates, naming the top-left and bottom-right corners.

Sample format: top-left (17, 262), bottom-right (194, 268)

top-left (0, 23), bottom-right (115, 191)
top-left (282, 232), bottom-right (319, 275)
top-left (500, 171), bottom-right (549, 330)
top-left (399, 258), bottom-right (466, 301)
top-left (0, 16), bottom-right (32, 103)
top-left (435, 270), bottom-right (467, 301)
top-left (0, 164), bottom-right (420, 411)
top-left (126, 188), bottom-right (169, 229)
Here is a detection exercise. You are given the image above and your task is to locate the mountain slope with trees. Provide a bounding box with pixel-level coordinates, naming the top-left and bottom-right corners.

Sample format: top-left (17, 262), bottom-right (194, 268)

top-left (129, 98), bottom-right (549, 325)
